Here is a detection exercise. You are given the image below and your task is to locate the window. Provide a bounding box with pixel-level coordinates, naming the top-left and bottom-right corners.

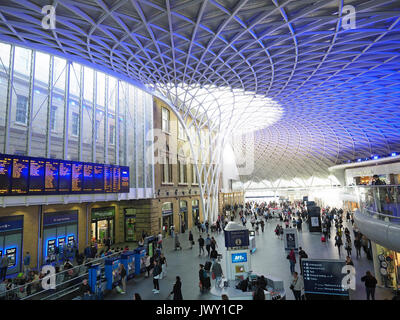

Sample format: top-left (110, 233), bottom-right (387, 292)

top-left (162, 107), bottom-right (169, 132)
top-left (50, 106), bottom-right (57, 131)
top-left (71, 112), bottom-right (79, 136)
top-left (162, 145), bottom-right (173, 183)
top-left (178, 152), bottom-right (187, 184)
top-left (109, 124), bottom-right (115, 145)
top-left (16, 95), bottom-right (28, 124)
top-left (178, 121), bottom-right (186, 140)
top-left (192, 163), bottom-right (198, 184)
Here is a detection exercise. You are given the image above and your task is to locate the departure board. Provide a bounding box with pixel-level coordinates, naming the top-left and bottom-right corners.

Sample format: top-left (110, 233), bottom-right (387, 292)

top-left (11, 157), bottom-right (29, 194)
top-left (59, 161), bottom-right (72, 193)
top-left (121, 167), bottom-right (129, 193)
top-left (71, 163), bottom-right (83, 192)
top-left (93, 165), bottom-right (104, 192)
top-left (112, 167), bottom-right (121, 193)
top-left (0, 153), bottom-right (129, 196)
top-left (29, 158), bottom-right (45, 193)
top-left (0, 155), bottom-right (12, 194)
top-left (45, 160), bottom-right (59, 193)
top-left (83, 164), bottom-right (93, 192)
top-left (104, 165), bottom-right (113, 193)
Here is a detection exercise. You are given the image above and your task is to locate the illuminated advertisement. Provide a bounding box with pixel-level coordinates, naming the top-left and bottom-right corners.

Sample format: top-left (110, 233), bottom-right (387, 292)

top-left (231, 252), bottom-right (248, 263)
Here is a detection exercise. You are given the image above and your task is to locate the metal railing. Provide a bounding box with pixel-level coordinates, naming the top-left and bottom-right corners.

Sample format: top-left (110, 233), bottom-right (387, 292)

top-left (0, 251), bottom-right (121, 300)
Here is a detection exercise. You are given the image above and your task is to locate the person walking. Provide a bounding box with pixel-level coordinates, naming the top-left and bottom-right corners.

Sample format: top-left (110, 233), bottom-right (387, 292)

top-left (205, 235), bottom-right (212, 257)
top-left (159, 254), bottom-right (167, 279)
top-left (345, 238), bottom-right (352, 257)
top-left (210, 237), bottom-right (217, 252)
top-left (189, 231), bottom-right (194, 249)
top-left (198, 235), bottom-right (205, 256)
top-left (211, 258), bottom-right (223, 289)
top-left (205, 221), bottom-right (209, 234)
top-left (0, 255), bottom-right (9, 281)
top-left (144, 253), bottom-right (151, 278)
top-left (174, 234), bottom-right (182, 250)
top-left (298, 247), bottom-right (308, 274)
top-left (354, 236), bottom-right (362, 259)
top-left (290, 272), bottom-right (304, 301)
top-left (334, 232), bottom-right (343, 257)
top-left (152, 261), bottom-right (162, 294)
top-left (287, 249), bottom-right (297, 274)
top-left (169, 276), bottom-right (183, 300)
top-left (119, 264), bottom-right (127, 294)
top-left (260, 220), bottom-right (265, 233)
top-left (361, 271), bottom-right (377, 300)
top-left (23, 252), bottom-right (31, 277)
top-left (199, 264), bottom-right (207, 293)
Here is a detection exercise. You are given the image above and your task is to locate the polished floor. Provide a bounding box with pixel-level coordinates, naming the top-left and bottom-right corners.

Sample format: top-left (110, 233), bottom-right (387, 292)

top-left (106, 216), bottom-right (393, 300)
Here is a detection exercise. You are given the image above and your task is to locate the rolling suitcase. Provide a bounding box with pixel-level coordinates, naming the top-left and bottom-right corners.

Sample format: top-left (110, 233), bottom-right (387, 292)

top-left (321, 235), bottom-right (326, 242)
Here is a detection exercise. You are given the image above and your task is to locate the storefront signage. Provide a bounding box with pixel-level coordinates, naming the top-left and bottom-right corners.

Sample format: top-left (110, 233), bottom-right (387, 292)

top-left (91, 207), bottom-right (115, 220)
top-left (162, 210), bottom-right (173, 216)
top-left (0, 218), bottom-right (23, 232)
top-left (231, 252), bottom-right (247, 263)
top-left (43, 211), bottom-right (78, 226)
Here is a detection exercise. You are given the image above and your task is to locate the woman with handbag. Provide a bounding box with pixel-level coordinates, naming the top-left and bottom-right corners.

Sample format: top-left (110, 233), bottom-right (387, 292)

top-left (290, 272), bottom-right (304, 300)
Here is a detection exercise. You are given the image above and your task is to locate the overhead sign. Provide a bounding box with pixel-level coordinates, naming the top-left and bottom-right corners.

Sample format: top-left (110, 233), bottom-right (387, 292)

top-left (0, 153), bottom-right (130, 196)
top-left (224, 229), bottom-right (249, 248)
top-left (302, 259), bottom-right (348, 296)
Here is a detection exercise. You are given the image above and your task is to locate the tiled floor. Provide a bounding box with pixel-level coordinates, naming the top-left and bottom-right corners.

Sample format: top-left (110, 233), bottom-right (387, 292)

top-left (106, 217), bottom-right (394, 300)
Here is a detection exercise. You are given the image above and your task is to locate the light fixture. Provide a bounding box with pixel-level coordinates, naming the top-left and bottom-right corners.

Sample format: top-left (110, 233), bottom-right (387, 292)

top-left (391, 152), bottom-right (397, 157)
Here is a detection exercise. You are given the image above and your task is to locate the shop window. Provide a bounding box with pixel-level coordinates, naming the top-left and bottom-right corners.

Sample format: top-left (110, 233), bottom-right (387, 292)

top-left (162, 107), bottom-right (170, 133)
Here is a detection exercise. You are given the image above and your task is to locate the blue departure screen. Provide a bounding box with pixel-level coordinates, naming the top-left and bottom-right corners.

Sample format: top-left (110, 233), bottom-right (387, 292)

top-left (0, 155), bottom-right (12, 194)
top-left (29, 158), bottom-right (45, 193)
top-left (59, 161), bottom-right (72, 192)
top-left (45, 160), bottom-right (59, 192)
top-left (11, 157), bottom-right (29, 194)
top-left (0, 154), bottom-right (129, 196)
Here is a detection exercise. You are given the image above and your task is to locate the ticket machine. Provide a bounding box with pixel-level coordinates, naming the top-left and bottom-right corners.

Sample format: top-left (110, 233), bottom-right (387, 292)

top-left (133, 247), bottom-right (146, 275)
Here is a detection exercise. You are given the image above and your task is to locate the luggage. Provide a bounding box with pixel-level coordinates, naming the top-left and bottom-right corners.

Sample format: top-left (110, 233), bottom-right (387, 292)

top-left (204, 261), bottom-right (212, 271)
top-left (321, 235), bottom-right (326, 242)
top-left (204, 277), bottom-right (211, 289)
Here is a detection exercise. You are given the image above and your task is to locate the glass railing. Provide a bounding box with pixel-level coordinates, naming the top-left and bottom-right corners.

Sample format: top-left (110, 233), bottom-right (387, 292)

top-left (0, 251), bottom-right (121, 300)
top-left (356, 185), bottom-right (400, 224)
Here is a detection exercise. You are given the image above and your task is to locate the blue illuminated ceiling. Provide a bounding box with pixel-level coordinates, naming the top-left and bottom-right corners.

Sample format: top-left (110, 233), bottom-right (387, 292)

top-left (0, 0), bottom-right (399, 182)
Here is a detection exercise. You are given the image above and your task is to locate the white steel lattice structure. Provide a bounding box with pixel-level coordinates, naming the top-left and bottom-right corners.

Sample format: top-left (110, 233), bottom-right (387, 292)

top-left (0, 0), bottom-right (400, 218)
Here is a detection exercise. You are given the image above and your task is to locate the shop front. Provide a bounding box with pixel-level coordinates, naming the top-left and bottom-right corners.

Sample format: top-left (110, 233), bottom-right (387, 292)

top-left (192, 200), bottom-right (199, 225)
top-left (0, 216), bottom-right (23, 276)
top-left (42, 210), bottom-right (78, 264)
top-left (162, 202), bottom-right (173, 237)
top-left (91, 207), bottom-right (115, 247)
top-left (124, 208), bottom-right (136, 242)
top-left (372, 242), bottom-right (400, 290)
top-left (179, 200), bottom-right (188, 233)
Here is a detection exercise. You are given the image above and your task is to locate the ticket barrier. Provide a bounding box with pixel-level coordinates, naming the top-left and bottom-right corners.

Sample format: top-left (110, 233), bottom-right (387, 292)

top-left (121, 251), bottom-right (135, 280)
top-left (105, 256), bottom-right (122, 290)
top-left (88, 263), bottom-right (104, 299)
top-left (133, 247), bottom-right (146, 275)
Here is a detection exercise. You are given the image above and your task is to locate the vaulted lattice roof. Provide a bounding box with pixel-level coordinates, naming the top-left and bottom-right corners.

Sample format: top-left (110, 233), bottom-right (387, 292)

top-left (0, 0), bottom-right (399, 183)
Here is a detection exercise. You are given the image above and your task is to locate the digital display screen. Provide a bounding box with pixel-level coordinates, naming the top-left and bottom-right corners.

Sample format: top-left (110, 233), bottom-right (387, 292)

top-left (83, 164), bottom-right (93, 192)
top-left (0, 154), bottom-right (129, 196)
top-left (302, 259), bottom-right (348, 296)
top-left (29, 159), bottom-right (45, 193)
top-left (45, 160), bottom-right (59, 192)
top-left (121, 167), bottom-right (129, 192)
top-left (58, 237), bottom-right (66, 247)
top-left (113, 167), bottom-right (121, 193)
top-left (104, 165), bottom-right (113, 193)
top-left (93, 165), bottom-right (104, 192)
top-left (11, 157), bottom-right (29, 194)
top-left (68, 235), bottom-right (74, 246)
top-left (59, 161), bottom-right (72, 192)
top-left (232, 252), bottom-right (247, 263)
top-left (71, 163), bottom-right (83, 192)
top-left (0, 155), bottom-right (12, 194)
top-left (47, 239), bottom-right (56, 255)
top-left (6, 247), bottom-right (17, 267)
